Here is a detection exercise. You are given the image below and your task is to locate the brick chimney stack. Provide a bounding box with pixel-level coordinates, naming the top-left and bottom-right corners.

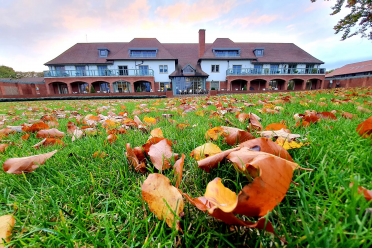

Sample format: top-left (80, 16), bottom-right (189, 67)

top-left (199, 29), bottom-right (205, 58)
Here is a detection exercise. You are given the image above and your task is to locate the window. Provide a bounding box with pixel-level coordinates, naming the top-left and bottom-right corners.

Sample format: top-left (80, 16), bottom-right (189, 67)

top-left (211, 65), bottom-right (219, 73)
top-left (288, 64), bottom-right (297, 74)
top-left (76, 66), bottom-right (86, 76)
top-left (232, 65), bottom-right (242, 74)
top-left (270, 65), bottom-right (279, 74)
top-left (183, 65), bottom-right (195, 74)
top-left (55, 66), bottom-right (65, 77)
top-left (171, 77), bottom-right (205, 95)
top-left (98, 65), bottom-right (108, 76)
top-left (130, 50), bottom-right (157, 57)
top-left (254, 48), bottom-right (264, 57)
top-left (254, 65), bottom-right (262, 74)
top-left (139, 65), bottom-right (149, 76)
top-left (118, 66), bottom-right (128, 76)
top-left (113, 81), bottom-right (131, 93)
top-left (160, 82), bottom-right (170, 91)
top-left (159, 65), bottom-right (168, 74)
top-left (98, 48), bottom-right (109, 57)
top-left (214, 50), bottom-right (240, 57)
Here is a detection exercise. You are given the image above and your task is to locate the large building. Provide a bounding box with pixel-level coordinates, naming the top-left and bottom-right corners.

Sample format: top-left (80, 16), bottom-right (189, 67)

top-left (43, 29), bottom-right (326, 96)
top-left (325, 60), bottom-right (372, 88)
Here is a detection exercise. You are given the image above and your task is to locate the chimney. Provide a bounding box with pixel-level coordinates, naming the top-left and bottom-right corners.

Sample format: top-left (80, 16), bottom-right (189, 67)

top-left (199, 29), bottom-right (205, 58)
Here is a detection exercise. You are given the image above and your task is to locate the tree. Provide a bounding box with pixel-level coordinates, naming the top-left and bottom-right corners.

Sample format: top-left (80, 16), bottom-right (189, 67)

top-left (90, 86), bottom-right (96, 93)
top-left (327, 69), bottom-right (335, 74)
top-left (311, 0), bottom-right (372, 40)
top-left (0, 66), bottom-right (17, 78)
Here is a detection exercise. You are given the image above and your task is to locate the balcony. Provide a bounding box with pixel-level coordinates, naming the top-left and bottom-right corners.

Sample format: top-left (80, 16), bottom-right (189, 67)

top-left (226, 68), bottom-right (326, 76)
top-left (44, 69), bottom-right (154, 78)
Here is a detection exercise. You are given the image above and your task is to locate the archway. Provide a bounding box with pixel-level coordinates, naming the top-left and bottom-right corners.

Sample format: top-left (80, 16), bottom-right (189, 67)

top-left (249, 79), bottom-right (267, 91)
top-left (134, 81), bottom-right (151, 92)
top-left (306, 79), bottom-right (321, 90)
top-left (269, 79), bottom-right (286, 90)
top-left (290, 79), bottom-right (304, 91)
top-left (71, 81), bottom-right (89, 93)
top-left (92, 81), bottom-right (110, 93)
top-left (113, 81), bottom-right (131, 93)
top-left (49, 82), bottom-right (68, 94)
top-left (231, 79), bottom-right (247, 91)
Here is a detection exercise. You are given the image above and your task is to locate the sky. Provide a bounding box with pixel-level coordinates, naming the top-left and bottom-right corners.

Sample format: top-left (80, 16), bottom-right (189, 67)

top-left (0, 0), bottom-right (371, 72)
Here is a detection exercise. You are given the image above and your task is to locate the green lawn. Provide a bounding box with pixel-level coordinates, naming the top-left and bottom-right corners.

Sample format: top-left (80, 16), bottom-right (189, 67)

top-left (1, 88), bottom-right (372, 247)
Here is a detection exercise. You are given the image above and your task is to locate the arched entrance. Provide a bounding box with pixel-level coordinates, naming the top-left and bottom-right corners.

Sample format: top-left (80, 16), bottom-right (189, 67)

top-left (250, 79), bottom-right (266, 91)
top-left (49, 82), bottom-right (68, 94)
top-left (306, 79), bottom-right (321, 90)
top-left (231, 79), bottom-right (247, 91)
top-left (92, 81), bottom-right (110, 93)
top-left (113, 81), bottom-right (131, 93)
top-left (71, 81), bottom-right (89, 93)
top-left (269, 79), bottom-right (286, 90)
top-left (134, 81), bottom-right (151, 92)
top-left (290, 79), bottom-right (304, 91)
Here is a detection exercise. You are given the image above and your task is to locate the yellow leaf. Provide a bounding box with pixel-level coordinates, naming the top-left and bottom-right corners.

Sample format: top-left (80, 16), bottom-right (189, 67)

top-left (275, 137), bottom-right (309, 150)
top-left (190, 143), bottom-right (222, 161)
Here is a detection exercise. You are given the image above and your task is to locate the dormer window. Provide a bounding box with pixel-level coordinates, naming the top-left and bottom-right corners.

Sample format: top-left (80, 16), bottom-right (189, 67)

top-left (182, 64), bottom-right (195, 74)
top-left (129, 48), bottom-right (158, 57)
top-left (98, 47), bottom-right (109, 57)
top-left (254, 48), bottom-right (264, 57)
top-left (213, 48), bottom-right (240, 57)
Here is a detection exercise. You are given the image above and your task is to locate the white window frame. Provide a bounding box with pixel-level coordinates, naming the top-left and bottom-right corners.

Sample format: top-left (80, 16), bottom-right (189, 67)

top-left (159, 65), bottom-right (168, 74)
top-left (211, 65), bottom-right (220, 73)
top-left (118, 65), bottom-right (128, 76)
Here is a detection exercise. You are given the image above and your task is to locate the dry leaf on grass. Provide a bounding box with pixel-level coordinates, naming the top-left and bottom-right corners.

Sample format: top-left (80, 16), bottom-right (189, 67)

top-left (275, 137), bottom-right (309, 150)
top-left (93, 151), bottom-right (107, 158)
top-left (258, 128), bottom-right (301, 141)
top-left (173, 154), bottom-right (185, 188)
top-left (21, 133), bottom-right (30, 140)
top-left (204, 178), bottom-right (238, 213)
top-left (198, 147), bottom-right (240, 173)
top-left (222, 126), bottom-right (255, 145)
top-left (0, 144), bottom-right (9, 153)
top-left (342, 112), bottom-right (354, 119)
top-left (125, 143), bottom-right (146, 173)
top-left (264, 123), bottom-right (287, 131)
top-left (0, 215), bottom-right (16, 248)
top-left (36, 128), bottom-right (65, 139)
top-left (148, 139), bottom-right (178, 171)
top-left (350, 183), bottom-right (372, 201)
top-left (356, 116), bottom-right (372, 138)
top-left (227, 149), bottom-right (294, 217)
top-left (149, 128), bottom-right (163, 139)
top-left (357, 106), bottom-right (371, 113)
top-left (33, 138), bottom-right (64, 149)
top-left (190, 143), bottom-right (222, 161)
top-left (105, 134), bottom-right (117, 145)
top-left (3, 149), bottom-right (58, 174)
top-left (22, 122), bottom-right (50, 133)
top-left (142, 173), bottom-right (184, 231)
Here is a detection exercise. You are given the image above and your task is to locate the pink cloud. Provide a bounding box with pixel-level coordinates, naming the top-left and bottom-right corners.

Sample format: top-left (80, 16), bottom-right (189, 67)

top-left (231, 12), bottom-right (279, 27)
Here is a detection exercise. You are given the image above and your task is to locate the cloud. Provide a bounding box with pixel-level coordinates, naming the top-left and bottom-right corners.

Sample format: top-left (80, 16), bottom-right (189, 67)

top-left (231, 11), bottom-right (279, 27)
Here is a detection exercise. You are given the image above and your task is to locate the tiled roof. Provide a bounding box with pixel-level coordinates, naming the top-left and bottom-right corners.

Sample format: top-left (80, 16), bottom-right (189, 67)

top-left (326, 60), bottom-right (372, 77)
top-left (201, 39), bottom-right (324, 64)
top-left (162, 43), bottom-right (210, 77)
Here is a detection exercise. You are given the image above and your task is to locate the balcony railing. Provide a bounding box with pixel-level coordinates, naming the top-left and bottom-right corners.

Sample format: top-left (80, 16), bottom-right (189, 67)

top-left (44, 69), bottom-right (154, 78)
top-left (226, 68), bottom-right (326, 76)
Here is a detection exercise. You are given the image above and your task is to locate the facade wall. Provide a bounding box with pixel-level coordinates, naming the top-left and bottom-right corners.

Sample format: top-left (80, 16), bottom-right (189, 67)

top-left (0, 82), bottom-right (44, 96)
top-left (325, 76), bottom-right (372, 88)
top-left (201, 60), bottom-right (254, 81)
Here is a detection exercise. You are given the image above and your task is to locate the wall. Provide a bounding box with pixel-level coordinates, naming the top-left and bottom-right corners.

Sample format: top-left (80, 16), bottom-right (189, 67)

top-left (325, 76), bottom-right (372, 88)
top-left (201, 60), bottom-right (254, 81)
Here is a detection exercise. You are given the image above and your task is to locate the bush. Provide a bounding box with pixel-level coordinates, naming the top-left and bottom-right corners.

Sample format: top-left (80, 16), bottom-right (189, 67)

top-left (90, 86), bottom-right (96, 93)
top-left (211, 87), bottom-right (216, 90)
top-left (243, 86), bottom-right (247, 91)
top-left (167, 88), bottom-right (172, 91)
top-left (136, 87), bottom-right (141, 92)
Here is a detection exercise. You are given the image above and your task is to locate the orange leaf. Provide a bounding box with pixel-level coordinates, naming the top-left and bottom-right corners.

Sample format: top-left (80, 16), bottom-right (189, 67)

top-left (222, 126), bottom-right (255, 145)
top-left (105, 134), bottom-right (117, 145)
top-left (0, 215), bottom-right (16, 247)
top-left (143, 117), bottom-right (157, 125)
top-left (190, 143), bottom-right (222, 161)
top-left (227, 149), bottom-right (293, 217)
top-left (149, 128), bottom-right (163, 138)
top-left (141, 173), bottom-right (184, 231)
top-left (205, 127), bottom-right (226, 140)
top-left (350, 183), bottom-right (372, 201)
top-left (248, 113), bottom-right (263, 131)
top-left (204, 178), bottom-right (238, 213)
top-left (0, 144), bottom-right (9, 153)
top-left (93, 151), bottom-right (107, 158)
top-left (142, 137), bottom-right (173, 155)
top-left (173, 154), bottom-right (185, 188)
top-left (198, 147), bottom-right (240, 173)
top-left (3, 149), bottom-right (58, 174)
top-left (36, 128), bottom-right (65, 139)
top-left (356, 116), bottom-right (372, 138)
top-left (21, 133), bottom-right (30, 140)
top-left (148, 139), bottom-right (178, 171)
top-left (264, 123), bottom-right (287, 131)
top-left (22, 122), bottom-right (50, 133)
top-left (342, 112), bottom-right (354, 119)
top-left (125, 143), bottom-right (146, 173)
top-left (33, 138), bottom-right (64, 149)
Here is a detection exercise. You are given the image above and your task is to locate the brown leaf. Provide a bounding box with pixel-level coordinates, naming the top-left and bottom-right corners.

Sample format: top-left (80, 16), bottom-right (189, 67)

top-left (198, 147), bottom-right (240, 173)
top-left (0, 215), bottom-right (16, 247)
top-left (22, 122), bottom-right (50, 133)
top-left (125, 143), bottom-right (146, 173)
top-left (357, 106), bottom-right (371, 113)
top-left (235, 113), bottom-right (250, 123)
top-left (205, 126), bottom-right (226, 140)
top-left (248, 113), bottom-right (263, 131)
top-left (350, 183), bottom-right (372, 201)
top-left (3, 149), bottom-right (58, 174)
top-left (204, 178), bottom-right (238, 213)
top-left (105, 134), bottom-right (117, 145)
top-left (0, 144), bottom-right (9, 153)
top-left (239, 137), bottom-right (294, 162)
top-left (149, 127), bottom-right (163, 139)
top-left (227, 149), bottom-right (294, 217)
top-left (148, 139), bottom-right (178, 171)
top-left (0, 128), bottom-right (15, 139)
top-left (258, 129), bottom-right (301, 142)
top-left (93, 151), bottom-right (107, 158)
top-left (173, 154), bottom-right (185, 188)
top-left (342, 112), bottom-right (354, 119)
top-left (222, 126), bottom-right (254, 145)
top-left (190, 143), bottom-right (222, 161)
top-left (142, 137), bottom-right (173, 155)
top-left (356, 116), bottom-right (372, 138)
top-left (264, 123), bottom-right (287, 131)
top-left (33, 138), bottom-right (64, 149)
top-left (142, 173), bottom-right (184, 231)
top-left (317, 111), bottom-right (337, 120)
top-left (21, 133), bottom-right (30, 140)
top-left (36, 128), bottom-right (65, 139)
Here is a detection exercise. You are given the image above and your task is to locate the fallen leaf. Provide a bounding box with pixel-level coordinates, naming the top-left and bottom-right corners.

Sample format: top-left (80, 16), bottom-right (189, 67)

top-left (258, 128), bottom-right (301, 141)
top-left (105, 134), bottom-right (117, 145)
top-left (125, 143), bottom-right (146, 173)
top-left (173, 154), bottom-right (185, 188)
top-left (93, 151), bottom-right (107, 158)
top-left (357, 106), bottom-right (371, 113)
top-left (143, 117), bottom-right (157, 125)
top-left (342, 112), bottom-right (354, 119)
top-left (148, 139), bottom-right (178, 171)
top-left (149, 128), bottom-right (163, 139)
top-left (0, 144), bottom-right (9, 153)
top-left (190, 143), bottom-right (222, 161)
top-left (204, 178), bottom-right (238, 213)
top-left (264, 123), bottom-right (287, 131)
top-left (248, 113), bottom-right (263, 131)
top-left (198, 147), bottom-right (240, 173)
top-left (0, 215), bottom-right (15, 248)
top-left (142, 173), bottom-right (184, 231)
top-left (205, 127), bottom-right (226, 140)
top-left (21, 133), bottom-right (30, 140)
top-left (22, 122), bottom-right (50, 133)
top-left (350, 183), bottom-right (372, 201)
top-left (3, 149), bottom-right (58, 174)
top-left (356, 116), bottom-right (372, 138)
top-left (33, 138), bottom-right (64, 149)
top-left (222, 126), bottom-right (255, 145)
top-left (36, 128), bottom-right (65, 139)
